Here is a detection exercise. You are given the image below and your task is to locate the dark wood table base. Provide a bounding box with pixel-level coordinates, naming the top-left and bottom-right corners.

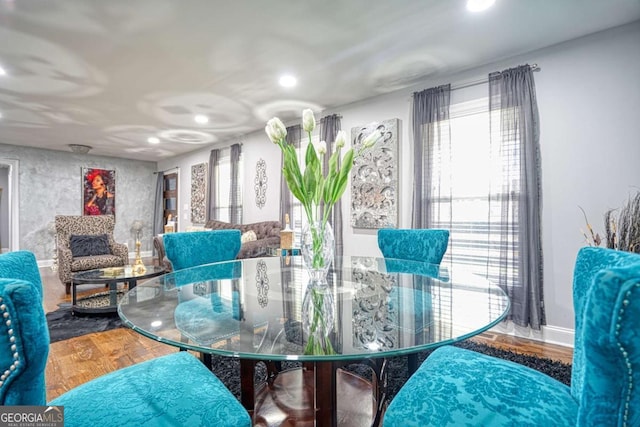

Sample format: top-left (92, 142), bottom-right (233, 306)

top-left (251, 367), bottom-right (376, 427)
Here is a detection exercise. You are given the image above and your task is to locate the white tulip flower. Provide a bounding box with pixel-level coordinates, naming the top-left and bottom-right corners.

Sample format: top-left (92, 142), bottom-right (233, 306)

top-left (265, 117), bottom-right (287, 144)
top-left (335, 130), bottom-right (347, 148)
top-left (302, 109), bottom-right (316, 133)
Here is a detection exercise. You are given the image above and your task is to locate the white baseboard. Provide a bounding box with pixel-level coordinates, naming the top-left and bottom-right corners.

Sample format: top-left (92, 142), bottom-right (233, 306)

top-left (37, 250), bottom-right (154, 268)
top-left (489, 321), bottom-right (574, 348)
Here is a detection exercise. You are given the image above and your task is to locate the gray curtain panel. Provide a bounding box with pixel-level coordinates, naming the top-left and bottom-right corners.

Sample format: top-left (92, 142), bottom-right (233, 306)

top-left (489, 64), bottom-right (544, 329)
top-left (229, 143), bottom-right (242, 224)
top-left (207, 149), bottom-right (219, 221)
top-left (320, 114), bottom-right (343, 258)
top-left (152, 171), bottom-right (164, 250)
top-left (280, 125), bottom-right (301, 228)
top-left (411, 84), bottom-right (452, 229)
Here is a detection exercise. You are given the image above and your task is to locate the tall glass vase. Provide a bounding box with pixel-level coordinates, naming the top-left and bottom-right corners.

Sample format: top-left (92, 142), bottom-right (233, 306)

top-left (301, 221), bottom-right (335, 282)
top-left (301, 280), bottom-right (336, 355)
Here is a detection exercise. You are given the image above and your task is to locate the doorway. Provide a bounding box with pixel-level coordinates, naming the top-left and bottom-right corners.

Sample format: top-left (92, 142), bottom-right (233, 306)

top-left (0, 159), bottom-right (19, 252)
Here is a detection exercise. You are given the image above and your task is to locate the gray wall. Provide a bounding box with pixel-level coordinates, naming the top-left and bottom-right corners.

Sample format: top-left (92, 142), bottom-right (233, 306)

top-left (0, 144), bottom-right (157, 259)
top-left (158, 22), bottom-right (640, 341)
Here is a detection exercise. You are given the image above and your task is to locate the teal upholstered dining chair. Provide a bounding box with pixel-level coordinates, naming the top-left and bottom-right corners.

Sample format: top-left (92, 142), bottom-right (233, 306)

top-left (164, 230), bottom-right (242, 367)
top-left (0, 251), bottom-right (251, 427)
top-left (377, 228), bottom-right (450, 264)
top-left (163, 230), bottom-right (241, 271)
top-left (383, 247), bottom-right (640, 427)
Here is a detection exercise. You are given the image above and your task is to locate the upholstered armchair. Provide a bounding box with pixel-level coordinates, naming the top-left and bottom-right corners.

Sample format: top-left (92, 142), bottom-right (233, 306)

top-left (383, 246), bottom-right (640, 427)
top-left (0, 250), bottom-right (251, 427)
top-left (377, 228), bottom-right (450, 264)
top-left (55, 215), bottom-right (129, 293)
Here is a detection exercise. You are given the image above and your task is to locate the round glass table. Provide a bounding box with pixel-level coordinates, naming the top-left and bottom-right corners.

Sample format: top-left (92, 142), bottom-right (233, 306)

top-left (118, 256), bottom-right (509, 427)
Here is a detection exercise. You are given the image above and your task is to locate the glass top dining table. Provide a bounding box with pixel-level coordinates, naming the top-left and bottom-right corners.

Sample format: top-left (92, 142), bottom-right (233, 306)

top-left (118, 255), bottom-right (509, 427)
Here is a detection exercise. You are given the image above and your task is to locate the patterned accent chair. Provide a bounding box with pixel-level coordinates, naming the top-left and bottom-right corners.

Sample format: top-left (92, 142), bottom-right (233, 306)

top-left (55, 215), bottom-right (129, 294)
top-left (383, 247), bottom-right (640, 427)
top-left (0, 251), bottom-right (251, 427)
top-left (377, 228), bottom-right (450, 264)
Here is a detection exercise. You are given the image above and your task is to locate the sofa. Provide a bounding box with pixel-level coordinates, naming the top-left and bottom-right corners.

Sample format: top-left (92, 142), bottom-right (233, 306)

top-left (154, 219), bottom-right (281, 271)
top-left (55, 215), bottom-right (129, 294)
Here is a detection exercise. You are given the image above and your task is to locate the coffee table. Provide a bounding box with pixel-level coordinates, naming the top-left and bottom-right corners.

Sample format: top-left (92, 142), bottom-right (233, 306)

top-left (118, 256), bottom-right (509, 426)
top-left (71, 265), bottom-right (165, 314)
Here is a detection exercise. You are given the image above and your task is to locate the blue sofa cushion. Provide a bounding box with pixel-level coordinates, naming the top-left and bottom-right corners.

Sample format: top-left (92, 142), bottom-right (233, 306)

top-left (383, 345), bottom-right (578, 427)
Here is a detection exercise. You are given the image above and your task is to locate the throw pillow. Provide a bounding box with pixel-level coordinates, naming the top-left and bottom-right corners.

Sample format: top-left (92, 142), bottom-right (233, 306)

top-left (69, 234), bottom-right (111, 257)
top-left (241, 230), bottom-right (257, 243)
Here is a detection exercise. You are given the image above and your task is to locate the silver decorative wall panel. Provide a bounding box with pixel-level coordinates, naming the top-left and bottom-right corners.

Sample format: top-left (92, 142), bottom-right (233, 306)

top-left (350, 118), bottom-right (399, 229)
top-left (190, 162), bottom-right (207, 223)
top-left (255, 158), bottom-right (267, 209)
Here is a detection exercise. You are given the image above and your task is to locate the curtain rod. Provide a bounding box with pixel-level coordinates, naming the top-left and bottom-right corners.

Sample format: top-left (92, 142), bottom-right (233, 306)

top-left (153, 166), bottom-right (179, 175)
top-left (452, 63), bottom-right (540, 91)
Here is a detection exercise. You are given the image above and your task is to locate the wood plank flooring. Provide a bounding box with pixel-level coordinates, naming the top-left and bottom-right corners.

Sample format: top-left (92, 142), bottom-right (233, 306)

top-left (41, 263), bottom-right (573, 402)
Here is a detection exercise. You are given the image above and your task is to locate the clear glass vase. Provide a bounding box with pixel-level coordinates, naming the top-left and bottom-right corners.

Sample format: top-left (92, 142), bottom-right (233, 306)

top-left (301, 281), bottom-right (336, 355)
top-left (301, 221), bottom-right (335, 282)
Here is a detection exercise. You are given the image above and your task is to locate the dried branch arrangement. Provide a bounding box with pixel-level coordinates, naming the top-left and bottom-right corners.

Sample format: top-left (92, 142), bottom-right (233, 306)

top-left (582, 191), bottom-right (640, 253)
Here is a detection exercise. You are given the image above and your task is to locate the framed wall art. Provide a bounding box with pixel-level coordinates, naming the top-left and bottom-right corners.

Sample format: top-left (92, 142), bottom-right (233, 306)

top-left (83, 168), bottom-right (116, 216)
top-left (350, 118), bottom-right (399, 229)
top-left (191, 162), bottom-right (208, 224)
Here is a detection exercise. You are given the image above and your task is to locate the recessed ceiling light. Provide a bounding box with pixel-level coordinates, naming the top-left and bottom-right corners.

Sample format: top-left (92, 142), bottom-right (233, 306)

top-left (0, 66), bottom-right (6, 76)
top-left (279, 74), bottom-right (297, 88)
top-left (194, 114), bottom-right (209, 124)
top-left (147, 137), bottom-right (160, 144)
top-left (466, 0), bottom-right (495, 12)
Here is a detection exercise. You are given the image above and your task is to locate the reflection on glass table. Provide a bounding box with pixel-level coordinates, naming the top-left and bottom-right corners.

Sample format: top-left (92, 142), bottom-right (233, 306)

top-left (118, 256), bottom-right (509, 427)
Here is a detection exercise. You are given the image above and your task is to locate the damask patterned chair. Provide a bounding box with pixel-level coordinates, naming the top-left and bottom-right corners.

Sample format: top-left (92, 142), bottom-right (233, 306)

top-left (383, 247), bottom-right (640, 427)
top-left (0, 250), bottom-right (251, 427)
top-left (164, 230), bottom-right (242, 367)
top-left (162, 230), bottom-right (241, 271)
top-left (377, 228), bottom-right (450, 264)
top-left (55, 215), bottom-right (129, 294)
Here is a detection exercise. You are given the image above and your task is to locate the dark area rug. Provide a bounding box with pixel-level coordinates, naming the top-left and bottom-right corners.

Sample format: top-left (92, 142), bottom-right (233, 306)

top-left (45, 310), bottom-right (571, 401)
top-left (46, 306), bottom-right (123, 343)
top-left (210, 340), bottom-right (572, 402)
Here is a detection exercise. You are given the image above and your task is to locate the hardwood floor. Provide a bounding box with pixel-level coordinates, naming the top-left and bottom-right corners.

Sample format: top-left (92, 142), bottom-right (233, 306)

top-left (41, 264), bottom-right (573, 402)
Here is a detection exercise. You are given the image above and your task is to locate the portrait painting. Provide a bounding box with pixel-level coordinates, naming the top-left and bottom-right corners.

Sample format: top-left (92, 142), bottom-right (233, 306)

top-left (82, 168), bottom-right (116, 216)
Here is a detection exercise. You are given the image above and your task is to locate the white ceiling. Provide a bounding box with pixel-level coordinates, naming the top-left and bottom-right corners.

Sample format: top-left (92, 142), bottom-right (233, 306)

top-left (0, 0), bottom-right (639, 162)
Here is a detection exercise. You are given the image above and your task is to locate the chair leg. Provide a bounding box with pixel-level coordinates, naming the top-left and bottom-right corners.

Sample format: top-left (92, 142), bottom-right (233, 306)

top-left (65, 282), bottom-right (71, 295)
top-left (199, 352), bottom-right (213, 369)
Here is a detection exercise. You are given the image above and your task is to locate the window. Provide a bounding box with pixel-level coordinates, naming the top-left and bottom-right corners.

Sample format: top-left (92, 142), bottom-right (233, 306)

top-left (430, 99), bottom-right (520, 288)
top-left (214, 149), bottom-right (243, 222)
top-left (290, 134), bottom-right (317, 247)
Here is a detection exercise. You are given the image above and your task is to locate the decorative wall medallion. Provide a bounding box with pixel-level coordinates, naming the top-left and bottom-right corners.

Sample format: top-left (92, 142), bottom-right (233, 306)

top-left (351, 257), bottom-right (398, 350)
top-left (190, 162), bottom-right (207, 223)
top-left (255, 259), bottom-right (269, 308)
top-left (255, 158), bottom-right (267, 209)
top-left (193, 282), bottom-right (208, 297)
top-left (350, 119), bottom-right (399, 228)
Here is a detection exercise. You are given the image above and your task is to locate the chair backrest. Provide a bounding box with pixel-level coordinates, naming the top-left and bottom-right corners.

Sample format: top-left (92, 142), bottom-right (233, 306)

top-left (0, 278), bottom-right (50, 405)
top-left (0, 251), bottom-right (43, 298)
top-left (574, 253), bottom-right (640, 426)
top-left (163, 230), bottom-right (241, 271)
top-left (571, 247), bottom-right (640, 407)
top-left (377, 228), bottom-right (450, 264)
top-left (55, 215), bottom-right (118, 249)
